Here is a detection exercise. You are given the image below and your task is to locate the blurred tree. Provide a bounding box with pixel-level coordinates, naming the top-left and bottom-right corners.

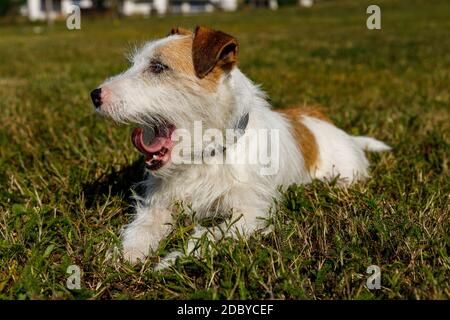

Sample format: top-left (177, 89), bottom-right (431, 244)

top-left (0, 0), bottom-right (25, 16)
top-left (45, 0), bottom-right (54, 25)
top-left (278, 0), bottom-right (296, 5)
top-left (92, 0), bottom-right (107, 9)
top-left (110, 0), bottom-right (124, 18)
top-left (90, 0), bottom-right (123, 17)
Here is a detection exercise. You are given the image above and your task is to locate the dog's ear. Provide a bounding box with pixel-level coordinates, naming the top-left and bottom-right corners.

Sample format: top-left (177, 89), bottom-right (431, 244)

top-left (168, 27), bottom-right (192, 36)
top-left (192, 26), bottom-right (239, 79)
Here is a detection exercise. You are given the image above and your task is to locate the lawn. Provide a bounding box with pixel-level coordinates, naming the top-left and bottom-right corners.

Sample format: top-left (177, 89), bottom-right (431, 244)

top-left (0, 0), bottom-right (449, 299)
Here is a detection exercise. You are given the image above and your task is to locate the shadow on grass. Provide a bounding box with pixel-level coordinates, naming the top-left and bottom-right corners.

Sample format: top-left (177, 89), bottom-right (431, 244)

top-left (82, 158), bottom-right (146, 208)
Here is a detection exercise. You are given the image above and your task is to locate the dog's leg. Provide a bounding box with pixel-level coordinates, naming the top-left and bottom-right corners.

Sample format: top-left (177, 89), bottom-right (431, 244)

top-left (122, 206), bottom-right (173, 263)
top-left (154, 203), bottom-right (271, 271)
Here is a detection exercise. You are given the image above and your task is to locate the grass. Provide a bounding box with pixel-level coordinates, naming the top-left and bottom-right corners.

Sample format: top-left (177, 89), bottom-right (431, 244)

top-left (0, 0), bottom-right (449, 299)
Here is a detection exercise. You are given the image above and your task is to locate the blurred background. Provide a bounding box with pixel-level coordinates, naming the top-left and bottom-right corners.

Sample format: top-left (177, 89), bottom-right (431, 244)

top-left (0, 0), bottom-right (449, 299)
top-left (2, 0), bottom-right (313, 22)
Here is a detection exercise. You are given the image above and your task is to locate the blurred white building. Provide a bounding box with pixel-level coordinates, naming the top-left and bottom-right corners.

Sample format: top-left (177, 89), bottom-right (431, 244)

top-left (23, 0), bottom-right (238, 21)
top-left (25, 0), bottom-right (92, 21)
top-left (299, 0), bottom-right (313, 7)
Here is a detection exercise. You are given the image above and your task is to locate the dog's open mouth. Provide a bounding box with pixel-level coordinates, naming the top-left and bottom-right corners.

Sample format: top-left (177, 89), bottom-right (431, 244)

top-left (131, 124), bottom-right (175, 171)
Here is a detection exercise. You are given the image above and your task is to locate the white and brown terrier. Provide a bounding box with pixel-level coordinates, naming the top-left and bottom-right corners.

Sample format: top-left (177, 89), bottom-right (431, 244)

top-left (91, 26), bottom-right (390, 270)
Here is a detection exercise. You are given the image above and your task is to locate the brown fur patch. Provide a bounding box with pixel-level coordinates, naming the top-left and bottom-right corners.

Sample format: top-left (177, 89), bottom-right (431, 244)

top-left (277, 107), bottom-right (331, 172)
top-left (156, 37), bottom-right (193, 75)
top-left (285, 106), bottom-right (332, 123)
top-left (156, 36), bottom-right (222, 92)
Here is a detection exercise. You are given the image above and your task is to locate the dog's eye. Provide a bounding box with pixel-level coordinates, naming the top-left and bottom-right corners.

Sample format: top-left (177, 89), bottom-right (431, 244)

top-left (148, 60), bottom-right (168, 74)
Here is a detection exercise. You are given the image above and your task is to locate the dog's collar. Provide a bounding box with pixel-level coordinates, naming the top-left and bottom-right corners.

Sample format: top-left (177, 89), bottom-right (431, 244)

top-left (202, 112), bottom-right (249, 159)
top-left (235, 112), bottom-right (250, 137)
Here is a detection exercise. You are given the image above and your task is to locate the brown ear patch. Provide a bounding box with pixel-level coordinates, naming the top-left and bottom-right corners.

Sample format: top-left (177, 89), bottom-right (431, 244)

top-left (156, 37), bottom-right (194, 76)
top-left (168, 27), bottom-right (192, 36)
top-left (277, 107), bottom-right (331, 173)
top-left (192, 26), bottom-right (238, 78)
top-left (156, 36), bottom-right (222, 92)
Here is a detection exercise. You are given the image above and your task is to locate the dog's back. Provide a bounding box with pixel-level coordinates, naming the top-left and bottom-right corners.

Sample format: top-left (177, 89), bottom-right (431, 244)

top-left (278, 107), bottom-right (390, 183)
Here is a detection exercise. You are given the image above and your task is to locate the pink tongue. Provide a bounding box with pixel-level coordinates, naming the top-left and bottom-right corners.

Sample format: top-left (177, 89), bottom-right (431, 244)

top-left (132, 128), bottom-right (167, 155)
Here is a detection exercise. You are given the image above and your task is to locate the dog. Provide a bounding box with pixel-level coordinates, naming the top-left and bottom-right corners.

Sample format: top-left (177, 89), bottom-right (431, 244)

top-left (91, 26), bottom-right (390, 270)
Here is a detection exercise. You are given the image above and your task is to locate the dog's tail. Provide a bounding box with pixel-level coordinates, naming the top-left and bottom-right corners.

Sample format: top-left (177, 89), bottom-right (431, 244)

top-left (352, 136), bottom-right (391, 152)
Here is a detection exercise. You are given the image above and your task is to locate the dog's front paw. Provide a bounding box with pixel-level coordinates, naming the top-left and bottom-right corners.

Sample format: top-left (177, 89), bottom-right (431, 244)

top-left (121, 229), bottom-right (162, 264)
top-left (154, 251), bottom-right (184, 271)
top-left (261, 224), bottom-right (274, 236)
top-left (123, 246), bottom-right (148, 264)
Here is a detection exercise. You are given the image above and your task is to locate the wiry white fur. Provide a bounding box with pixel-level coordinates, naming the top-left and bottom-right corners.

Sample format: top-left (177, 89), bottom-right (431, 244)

top-left (95, 34), bottom-right (390, 269)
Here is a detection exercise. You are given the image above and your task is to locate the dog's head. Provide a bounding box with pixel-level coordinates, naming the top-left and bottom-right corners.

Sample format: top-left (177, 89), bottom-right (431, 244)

top-left (91, 26), bottom-right (239, 173)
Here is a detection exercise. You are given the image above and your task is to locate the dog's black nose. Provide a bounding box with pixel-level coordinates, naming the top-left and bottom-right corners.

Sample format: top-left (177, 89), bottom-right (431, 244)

top-left (90, 88), bottom-right (102, 109)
